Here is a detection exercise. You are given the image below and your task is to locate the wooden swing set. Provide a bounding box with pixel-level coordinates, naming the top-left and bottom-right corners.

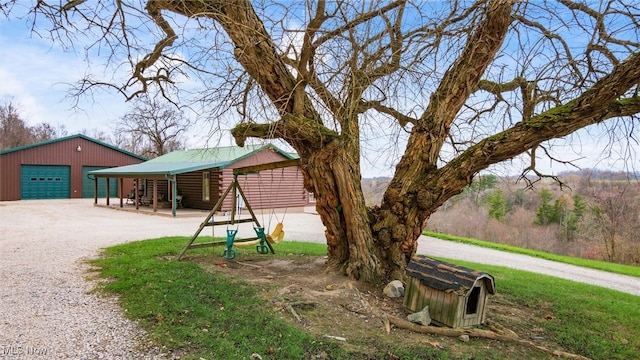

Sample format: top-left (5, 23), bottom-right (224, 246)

top-left (177, 159), bottom-right (300, 260)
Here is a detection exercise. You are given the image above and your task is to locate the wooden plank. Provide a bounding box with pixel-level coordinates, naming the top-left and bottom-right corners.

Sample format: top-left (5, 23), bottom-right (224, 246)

top-left (186, 241), bottom-right (226, 249)
top-left (453, 296), bottom-right (465, 328)
top-left (233, 159), bottom-right (300, 175)
top-left (205, 218), bottom-right (256, 226)
top-left (478, 287), bottom-right (488, 324)
top-left (432, 290), bottom-right (445, 322)
top-left (181, 237), bottom-right (262, 250)
top-left (404, 278), bottom-right (421, 312)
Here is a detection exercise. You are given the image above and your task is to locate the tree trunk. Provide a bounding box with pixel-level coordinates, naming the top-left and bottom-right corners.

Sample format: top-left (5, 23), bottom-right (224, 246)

top-left (303, 141), bottom-right (383, 282)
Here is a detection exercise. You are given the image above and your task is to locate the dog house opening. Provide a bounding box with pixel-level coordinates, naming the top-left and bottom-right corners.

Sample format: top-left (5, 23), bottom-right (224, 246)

top-left (465, 287), bottom-right (481, 315)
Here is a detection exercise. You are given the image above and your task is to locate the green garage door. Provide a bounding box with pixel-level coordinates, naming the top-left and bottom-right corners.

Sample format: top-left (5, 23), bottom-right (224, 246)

top-left (82, 166), bottom-right (118, 198)
top-left (20, 165), bottom-right (71, 199)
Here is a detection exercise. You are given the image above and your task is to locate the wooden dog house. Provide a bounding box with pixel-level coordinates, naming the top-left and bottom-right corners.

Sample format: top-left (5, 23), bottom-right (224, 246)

top-left (404, 256), bottom-right (495, 328)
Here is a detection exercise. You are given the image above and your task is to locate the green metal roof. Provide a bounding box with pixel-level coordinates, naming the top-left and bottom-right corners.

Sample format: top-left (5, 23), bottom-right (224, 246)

top-left (89, 144), bottom-right (298, 177)
top-left (0, 133), bottom-right (147, 160)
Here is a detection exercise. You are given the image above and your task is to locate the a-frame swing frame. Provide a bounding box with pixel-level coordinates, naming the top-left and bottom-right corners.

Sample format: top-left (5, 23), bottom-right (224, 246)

top-left (177, 158), bottom-right (300, 260)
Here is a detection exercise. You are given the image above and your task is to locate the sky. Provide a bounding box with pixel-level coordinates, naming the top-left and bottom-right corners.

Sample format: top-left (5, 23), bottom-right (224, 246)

top-left (1, 4), bottom-right (637, 179)
top-left (0, 12), bottom-right (138, 140)
top-left (0, 11), bottom-right (229, 150)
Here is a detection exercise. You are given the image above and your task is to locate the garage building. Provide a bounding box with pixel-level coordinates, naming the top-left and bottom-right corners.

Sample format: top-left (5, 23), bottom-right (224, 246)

top-left (0, 134), bottom-right (146, 201)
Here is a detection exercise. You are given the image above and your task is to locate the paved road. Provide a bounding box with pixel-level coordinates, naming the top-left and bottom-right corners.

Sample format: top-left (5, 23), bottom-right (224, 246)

top-left (415, 237), bottom-right (640, 296)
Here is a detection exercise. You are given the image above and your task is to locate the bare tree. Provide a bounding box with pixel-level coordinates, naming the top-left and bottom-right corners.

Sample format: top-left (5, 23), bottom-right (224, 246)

top-left (80, 128), bottom-right (112, 144)
top-left (0, 99), bottom-right (64, 149)
top-left (0, 100), bottom-right (32, 149)
top-left (18, 0), bottom-right (640, 281)
top-left (114, 95), bottom-right (190, 158)
top-left (581, 180), bottom-right (640, 264)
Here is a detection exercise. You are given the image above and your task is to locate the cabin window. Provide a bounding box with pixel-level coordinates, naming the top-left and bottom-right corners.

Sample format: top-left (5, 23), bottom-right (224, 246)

top-left (202, 171), bottom-right (210, 201)
top-left (465, 287), bottom-right (481, 315)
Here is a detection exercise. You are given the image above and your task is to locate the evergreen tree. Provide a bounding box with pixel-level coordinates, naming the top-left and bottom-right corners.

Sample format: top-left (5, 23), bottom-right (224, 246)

top-left (572, 194), bottom-right (586, 218)
top-left (535, 189), bottom-right (557, 225)
top-left (484, 189), bottom-right (508, 221)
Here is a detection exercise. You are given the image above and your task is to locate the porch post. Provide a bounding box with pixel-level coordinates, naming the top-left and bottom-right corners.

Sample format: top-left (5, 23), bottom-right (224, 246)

top-left (153, 179), bottom-right (158, 213)
top-left (172, 175), bottom-right (177, 217)
top-left (119, 178), bottom-right (124, 208)
top-left (93, 177), bottom-right (98, 205)
top-left (135, 179), bottom-right (140, 210)
top-left (106, 178), bottom-right (110, 206)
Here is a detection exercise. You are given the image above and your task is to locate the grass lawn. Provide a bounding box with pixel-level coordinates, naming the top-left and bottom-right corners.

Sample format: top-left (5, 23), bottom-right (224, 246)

top-left (90, 237), bottom-right (639, 360)
top-left (90, 237), bottom-right (345, 359)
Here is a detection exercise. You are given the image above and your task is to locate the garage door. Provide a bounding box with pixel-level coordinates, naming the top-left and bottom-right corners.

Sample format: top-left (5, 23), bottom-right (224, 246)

top-left (82, 166), bottom-right (118, 198)
top-left (20, 165), bottom-right (71, 199)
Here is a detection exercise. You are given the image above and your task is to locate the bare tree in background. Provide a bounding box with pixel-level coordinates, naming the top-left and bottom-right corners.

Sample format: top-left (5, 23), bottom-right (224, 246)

top-left (80, 128), bottom-right (112, 144)
top-left (0, 99), bottom-right (66, 149)
top-left (14, 0), bottom-right (640, 281)
top-left (114, 95), bottom-right (190, 159)
top-left (582, 181), bottom-right (640, 264)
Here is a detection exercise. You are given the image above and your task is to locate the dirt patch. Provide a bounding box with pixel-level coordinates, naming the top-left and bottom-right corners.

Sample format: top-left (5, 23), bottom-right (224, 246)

top-left (190, 254), bottom-right (570, 359)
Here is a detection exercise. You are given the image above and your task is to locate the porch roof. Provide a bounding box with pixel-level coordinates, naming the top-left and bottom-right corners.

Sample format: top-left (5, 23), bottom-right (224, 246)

top-left (89, 144), bottom-right (297, 178)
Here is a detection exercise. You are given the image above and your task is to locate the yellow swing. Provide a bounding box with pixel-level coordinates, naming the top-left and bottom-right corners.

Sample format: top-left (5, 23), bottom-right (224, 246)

top-left (260, 168), bottom-right (289, 245)
top-left (267, 222), bottom-right (285, 244)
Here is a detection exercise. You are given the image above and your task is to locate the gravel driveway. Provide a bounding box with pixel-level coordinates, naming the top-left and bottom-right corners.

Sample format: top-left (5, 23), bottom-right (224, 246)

top-left (0, 199), bottom-right (637, 359)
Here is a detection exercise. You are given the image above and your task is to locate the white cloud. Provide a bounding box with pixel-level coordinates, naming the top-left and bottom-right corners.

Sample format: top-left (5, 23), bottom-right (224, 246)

top-left (0, 18), bottom-right (130, 134)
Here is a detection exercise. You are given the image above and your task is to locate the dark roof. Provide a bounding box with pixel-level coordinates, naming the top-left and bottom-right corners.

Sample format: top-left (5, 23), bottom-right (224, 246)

top-left (406, 256), bottom-right (495, 296)
top-left (89, 144), bottom-right (298, 177)
top-left (0, 133), bottom-right (147, 160)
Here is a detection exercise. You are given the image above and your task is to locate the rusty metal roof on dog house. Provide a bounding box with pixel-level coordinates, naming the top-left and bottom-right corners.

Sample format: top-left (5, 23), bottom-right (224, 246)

top-left (406, 255), bottom-right (495, 296)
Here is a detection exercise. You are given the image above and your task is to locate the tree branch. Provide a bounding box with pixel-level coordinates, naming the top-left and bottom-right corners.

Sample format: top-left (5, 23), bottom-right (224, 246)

top-left (230, 114), bottom-right (339, 149)
top-left (125, 1), bottom-right (179, 100)
top-left (311, 1), bottom-right (405, 49)
top-left (407, 0), bottom-right (515, 167)
top-left (365, 101), bottom-right (417, 127)
top-left (434, 52), bottom-right (640, 208)
top-left (477, 77), bottom-right (528, 94)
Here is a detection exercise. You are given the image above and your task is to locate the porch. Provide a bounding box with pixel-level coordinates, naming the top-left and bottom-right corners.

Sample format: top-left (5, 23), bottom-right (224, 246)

top-left (95, 198), bottom-right (313, 218)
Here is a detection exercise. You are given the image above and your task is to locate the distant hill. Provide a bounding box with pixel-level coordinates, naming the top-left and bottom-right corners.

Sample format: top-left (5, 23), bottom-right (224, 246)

top-left (362, 170), bottom-right (638, 207)
top-left (362, 177), bottom-right (390, 205)
top-left (558, 169), bottom-right (639, 180)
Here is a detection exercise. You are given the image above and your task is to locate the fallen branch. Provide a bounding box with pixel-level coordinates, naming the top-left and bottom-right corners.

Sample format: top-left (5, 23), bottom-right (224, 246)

top-left (234, 260), bottom-right (263, 269)
top-left (486, 320), bottom-right (519, 338)
top-left (348, 282), bottom-right (391, 333)
top-left (283, 301), bottom-right (317, 323)
top-left (387, 316), bottom-right (590, 360)
top-left (284, 303), bottom-right (301, 322)
top-left (323, 335), bottom-right (346, 341)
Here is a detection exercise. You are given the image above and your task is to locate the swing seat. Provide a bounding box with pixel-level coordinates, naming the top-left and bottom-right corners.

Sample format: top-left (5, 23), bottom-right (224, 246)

top-left (267, 222), bottom-right (285, 244)
top-left (223, 229), bottom-right (238, 259)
